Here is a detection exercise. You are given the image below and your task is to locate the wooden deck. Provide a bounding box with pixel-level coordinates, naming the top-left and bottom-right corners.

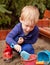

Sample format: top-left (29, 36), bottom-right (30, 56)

top-left (37, 10), bottom-right (50, 38)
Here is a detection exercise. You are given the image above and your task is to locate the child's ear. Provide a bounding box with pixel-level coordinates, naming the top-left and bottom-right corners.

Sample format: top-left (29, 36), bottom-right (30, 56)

top-left (19, 17), bottom-right (24, 23)
top-left (20, 19), bottom-right (23, 23)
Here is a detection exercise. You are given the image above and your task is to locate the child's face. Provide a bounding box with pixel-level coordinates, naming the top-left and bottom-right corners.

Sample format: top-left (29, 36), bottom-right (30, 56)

top-left (21, 20), bottom-right (35, 34)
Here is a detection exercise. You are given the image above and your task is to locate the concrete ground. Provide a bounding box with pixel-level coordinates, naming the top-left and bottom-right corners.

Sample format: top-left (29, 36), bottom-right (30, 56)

top-left (0, 36), bottom-right (50, 65)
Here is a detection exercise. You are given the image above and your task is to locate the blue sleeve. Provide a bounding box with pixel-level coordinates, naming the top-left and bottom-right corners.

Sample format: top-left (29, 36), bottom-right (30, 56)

top-left (25, 26), bottom-right (39, 44)
top-left (6, 24), bottom-right (19, 46)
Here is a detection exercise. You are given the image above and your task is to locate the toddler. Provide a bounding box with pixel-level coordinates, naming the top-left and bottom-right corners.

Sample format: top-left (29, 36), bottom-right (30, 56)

top-left (3, 5), bottom-right (39, 62)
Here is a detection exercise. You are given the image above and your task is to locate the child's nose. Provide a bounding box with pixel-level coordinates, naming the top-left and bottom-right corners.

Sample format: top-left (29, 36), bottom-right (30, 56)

top-left (27, 27), bottom-right (30, 31)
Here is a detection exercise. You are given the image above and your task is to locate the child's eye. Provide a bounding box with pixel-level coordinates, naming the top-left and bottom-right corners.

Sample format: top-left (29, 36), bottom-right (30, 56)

top-left (26, 25), bottom-right (29, 27)
top-left (31, 26), bottom-right (33, 28)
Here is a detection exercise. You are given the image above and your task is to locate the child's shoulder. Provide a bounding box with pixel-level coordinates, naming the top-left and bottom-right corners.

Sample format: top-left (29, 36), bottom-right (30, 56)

top-left (34, 26), bottom-right (39, 30)
top-left (35, 26), bottom-right (39, 30)
top-left (16, 22), bottom-right (21, 26)
top-left (15, 22), bottom-right (22, 28)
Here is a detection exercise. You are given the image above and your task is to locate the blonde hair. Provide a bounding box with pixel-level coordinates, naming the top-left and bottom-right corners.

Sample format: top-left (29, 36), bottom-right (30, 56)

top-left (20, 5), bottom-right (40, 24)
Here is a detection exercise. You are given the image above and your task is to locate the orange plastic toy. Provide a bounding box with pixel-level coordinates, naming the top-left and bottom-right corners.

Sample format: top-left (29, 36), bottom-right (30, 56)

top-left (36, 61), bottom-right (44, 65)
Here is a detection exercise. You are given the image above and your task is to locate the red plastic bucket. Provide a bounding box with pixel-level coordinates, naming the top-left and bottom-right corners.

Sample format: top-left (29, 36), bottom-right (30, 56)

top-left (22, 54), bottom-right (37, 65)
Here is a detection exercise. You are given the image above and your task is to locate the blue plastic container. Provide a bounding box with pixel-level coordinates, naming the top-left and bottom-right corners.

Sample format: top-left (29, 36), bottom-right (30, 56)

top-left (37, 50), bottom-right (50, 63)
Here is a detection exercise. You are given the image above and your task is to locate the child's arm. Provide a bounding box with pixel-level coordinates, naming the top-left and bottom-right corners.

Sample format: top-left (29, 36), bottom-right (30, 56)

top-left (6, 24), bottom-right (20, 47)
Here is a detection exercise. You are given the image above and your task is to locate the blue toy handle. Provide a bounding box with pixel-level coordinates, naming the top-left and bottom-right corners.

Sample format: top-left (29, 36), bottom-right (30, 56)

top-left (10, 43), bottom-right (14, 48)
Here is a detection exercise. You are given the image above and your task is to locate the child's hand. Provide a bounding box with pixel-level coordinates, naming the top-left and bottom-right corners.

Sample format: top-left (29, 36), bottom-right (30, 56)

top-left (14, 44), bottom-right (21, 52)
top-left (18, 37), bottom-right (24, 44)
